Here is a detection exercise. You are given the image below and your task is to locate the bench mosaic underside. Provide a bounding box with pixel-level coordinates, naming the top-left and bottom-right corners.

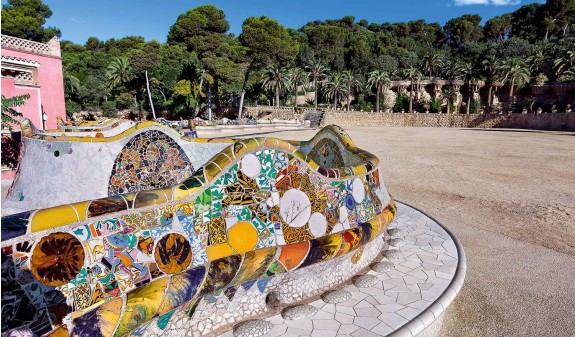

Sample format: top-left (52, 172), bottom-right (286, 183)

top-left (1, 125), bottom-right (396, 337)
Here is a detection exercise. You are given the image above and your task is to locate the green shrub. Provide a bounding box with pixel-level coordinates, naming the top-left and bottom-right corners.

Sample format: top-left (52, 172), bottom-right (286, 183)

top-left (102, 101), bottom-right (118, 117)
top-left (393, 94), bottom-right (409, 112)
top-left (429, 99), bottom-right (442, 113)
top-left (65, 100), bottom-right (81, 117)
top-left (470, 99), bottom-right (481, 114)
top-left (116, 93), bottom-right (134, 110)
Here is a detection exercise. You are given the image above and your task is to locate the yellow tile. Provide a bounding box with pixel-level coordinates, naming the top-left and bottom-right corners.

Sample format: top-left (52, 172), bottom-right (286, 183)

top-left (232, 142), bottom-right (248, 158)
top-left (278, 140), bottom-right (296, 153)
top-left (264, 138), bottom-right (278, 148)
top-left (241, 138), bottom-right (260, 151)
top-left (31, 205), bottom-right (79, 232)
top-left (307, 159), bottom-right (319, 170)
top-left (285, 140), bottom-right (302, 146)
top-left (352, 165), bottom-right (367, 176)
top-left (212, 153), bottom-right (232, 169)
top-left (227, 221), bottom-right (258, 254)
top-left (293, 150), bottom-right (308, 162)
top-left (133, 190), bottom-right (169, 209)
top-left (206, 243), bottom-right (236, 261)
top-left (204, 162), bottom-right (222, 182)
top-left (172, 185), bottom-right (190, 200)
top-left (71, 201), bottom-right (90, 221)
top-left (219, 146), bottom-right (236, 161)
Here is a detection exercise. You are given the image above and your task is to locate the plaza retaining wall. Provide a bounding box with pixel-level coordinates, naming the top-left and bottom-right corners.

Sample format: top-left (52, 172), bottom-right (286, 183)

top-left (244, 106), bottom-right (575, 131)
top-left (322, 111), bottom-right (575, 131)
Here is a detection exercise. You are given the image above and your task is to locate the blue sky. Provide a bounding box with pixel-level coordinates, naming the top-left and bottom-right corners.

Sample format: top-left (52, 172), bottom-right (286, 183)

top-left (29, 0), bottom-right (545, 44)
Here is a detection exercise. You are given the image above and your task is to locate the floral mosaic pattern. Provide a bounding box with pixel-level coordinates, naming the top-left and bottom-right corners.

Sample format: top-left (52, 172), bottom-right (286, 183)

top-left (1, 125), bottom-right (396, 337)
top-left (108, 130), bottom-right (194, 195)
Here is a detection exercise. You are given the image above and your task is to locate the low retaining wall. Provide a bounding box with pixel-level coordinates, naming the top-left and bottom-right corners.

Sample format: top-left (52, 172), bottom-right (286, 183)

top-left (322, 111), bottom-right (575, 131)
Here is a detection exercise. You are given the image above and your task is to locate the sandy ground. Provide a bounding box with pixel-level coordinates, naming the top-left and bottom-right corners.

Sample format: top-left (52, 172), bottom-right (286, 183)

top-left (2, 126), bottom-right (574, 336)
top-left (205, 126), bottom-right (575, 337)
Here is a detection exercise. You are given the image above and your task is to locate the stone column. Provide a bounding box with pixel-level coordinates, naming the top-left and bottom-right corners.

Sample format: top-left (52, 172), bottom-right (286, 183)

top-left (452, 82), bottom-right (462, 114)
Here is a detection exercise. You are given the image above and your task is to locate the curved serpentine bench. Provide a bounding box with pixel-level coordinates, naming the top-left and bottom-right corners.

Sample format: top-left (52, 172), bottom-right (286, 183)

top-left (1, 125), bottom-right (398, 337)
top-left (4, 119), bottom-right (234, 213)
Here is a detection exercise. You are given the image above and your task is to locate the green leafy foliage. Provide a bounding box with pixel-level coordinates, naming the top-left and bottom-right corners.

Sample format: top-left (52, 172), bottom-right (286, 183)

top-left (2, 94), bottom-right (29, 130)
top-left (1, 0), bottom-right (60, 42)
top-left (41, 1), bottom-right (575, 118)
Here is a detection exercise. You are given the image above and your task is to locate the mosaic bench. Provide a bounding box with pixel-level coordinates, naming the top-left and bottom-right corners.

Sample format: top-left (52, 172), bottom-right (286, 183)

top-left (1, 125), bottom-right (397, 337)
top-left (4, 119), bottom-right (235, 213)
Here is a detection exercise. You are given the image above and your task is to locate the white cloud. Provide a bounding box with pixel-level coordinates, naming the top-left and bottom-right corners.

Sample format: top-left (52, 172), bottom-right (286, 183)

top-left (453, 0), bottom-right (520, 5)
top-left (69, 18), bottom-right (86, 24)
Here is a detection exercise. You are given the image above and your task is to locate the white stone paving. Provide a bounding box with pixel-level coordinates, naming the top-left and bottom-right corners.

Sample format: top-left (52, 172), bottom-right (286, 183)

top-left (221, 202), bottom-right (463, 337)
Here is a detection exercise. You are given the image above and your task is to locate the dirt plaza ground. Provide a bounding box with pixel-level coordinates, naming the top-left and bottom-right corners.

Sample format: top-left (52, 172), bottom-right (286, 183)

top-left (2, 126), bottom-right (573, 336)
top-left (222, 126), bottom-right (575, 337)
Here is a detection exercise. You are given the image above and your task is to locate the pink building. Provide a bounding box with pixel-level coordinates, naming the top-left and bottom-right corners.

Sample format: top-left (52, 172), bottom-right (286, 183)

top-left (1, 34), bottom-right (66, 130)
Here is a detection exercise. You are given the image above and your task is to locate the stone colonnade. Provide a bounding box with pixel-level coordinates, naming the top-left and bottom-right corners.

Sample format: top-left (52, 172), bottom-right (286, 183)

top-left (380, 80), bottom-right (575, 114)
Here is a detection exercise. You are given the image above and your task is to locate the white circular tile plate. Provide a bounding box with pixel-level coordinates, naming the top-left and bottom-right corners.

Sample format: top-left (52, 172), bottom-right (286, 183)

top-left (352, 177), bottom-right (365, 203)
top-left (279, 189), bottom-right (311, 228)
top-left (308, 212), bottom-right (328, 237)
top-left (241, 153), bottom-right (261, 178)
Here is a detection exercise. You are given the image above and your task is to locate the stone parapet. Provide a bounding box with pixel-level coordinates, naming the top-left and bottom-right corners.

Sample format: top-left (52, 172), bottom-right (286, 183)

top-left (1, 34), bottom-right (61, 58)
top-left (322, 111), bottom-right (575, 131)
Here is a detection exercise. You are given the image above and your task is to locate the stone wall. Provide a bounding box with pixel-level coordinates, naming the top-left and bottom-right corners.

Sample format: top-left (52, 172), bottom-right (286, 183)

top-left (243, 106), bottom-right (575, 131)
top-left (322, 111), bottom-right (575, 131)
top-left (243, 106), bottom-right (311, 120)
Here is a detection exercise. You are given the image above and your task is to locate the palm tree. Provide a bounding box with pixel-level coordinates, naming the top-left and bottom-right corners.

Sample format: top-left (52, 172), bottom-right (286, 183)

top-left (403, 67), bottom-right (422, 113)
top-left (306, 60), bottom-right (329, 110)
top-left (500, 58), bottom-right (531, 113)
top-left (261, 64), bottom-right (289, 107)
top-left (421, 53), bottom-right (444, 80)
top-left (528, 49), bottom-right (547, 75)
top-left (341, 70), bottom-right (361, 111)
top-left (106, 57), bottom-right (134, 90)
top-left (554, 50), bottom-right (575, 81)
top-left (63, 68), bottom-right (80, 98)
top-left (322, 72), bottom-right (348, 109)
top-left (441, 86), bottom-right (457, 115)
top-left (288, 67), bottom-right (308, 108)
top-left (562, 65), bottom-right (575, 81)
top-left (367, 70), bottom-right (391, 112)
top-left (455, 60), bottom-right (475, 114)
top-left (481, 55), bottom-right (500, 113)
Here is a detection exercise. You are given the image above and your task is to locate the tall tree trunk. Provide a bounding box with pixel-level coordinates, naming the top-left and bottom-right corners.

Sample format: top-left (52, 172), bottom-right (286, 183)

top-left (466, 82), bottom-right (471, 115)
top-left (294, 82), bottom-right (298, 108)
top-left (314, 78), bottom-right (318, 111)
top-left (207, 82), bottom-right (212, 121)
top-left (275, 85), bottom-right (280, 107)
top-left (145, 71), bottom-right (156, 120)
top-left (447, 100), bottom-right (451, 114)
top-left (508, 79), bottom-right (515, 114)
top-left (214, 79), bottom-right (220, 110)
top-left (409, 81), bottom-right (414, 113)
top-left (192, 71), bottom-right (205, 118)
top-left (133, 95), bottom-right (140, 120)
top-left (375, 87), bottom-right (380, 112)
top-left (487, 84), bottom-right (493, 113)
top-left (333, 94), bottom-right (337, 109)
top-left (347, 84), bottom-right (351, 111)
top-left (238, 60), bottom-right (254, 120)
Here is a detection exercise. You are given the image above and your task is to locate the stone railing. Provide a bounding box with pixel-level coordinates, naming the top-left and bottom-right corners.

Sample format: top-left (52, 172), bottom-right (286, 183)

top-left (1, 34), bottom-right (60, 58)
